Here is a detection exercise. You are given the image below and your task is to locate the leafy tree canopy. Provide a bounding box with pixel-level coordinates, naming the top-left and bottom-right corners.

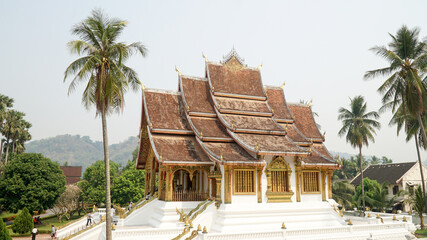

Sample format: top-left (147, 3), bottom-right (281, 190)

top-left (112, 159), bottom-right (145, 205)
top-left (11, 207), bottom-right (33, 234)
top-left (0, 216), bottom-right (11, 240)
top-left (0, 153), bottom-right (65, 213)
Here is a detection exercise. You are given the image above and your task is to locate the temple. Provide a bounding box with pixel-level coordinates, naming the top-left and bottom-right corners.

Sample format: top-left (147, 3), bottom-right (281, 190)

top-left (136, 49), bottom-right (339, 205)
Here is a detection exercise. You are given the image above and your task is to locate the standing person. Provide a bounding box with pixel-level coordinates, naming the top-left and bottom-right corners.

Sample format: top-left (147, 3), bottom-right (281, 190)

top-left (128, 202), bottom-right (133, 211)
top-left (50, 225), bottom-right (57, 240)
top-left (31, 227), bottom-right (38, 240)
top-left (86, 212), bottom-right (92, 226)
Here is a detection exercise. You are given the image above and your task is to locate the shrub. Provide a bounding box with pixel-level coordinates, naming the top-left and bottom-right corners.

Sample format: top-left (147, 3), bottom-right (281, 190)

top-left (11, 208), bottom-right (33, 234)
top-left (0, 217), bottom-right (11, 240)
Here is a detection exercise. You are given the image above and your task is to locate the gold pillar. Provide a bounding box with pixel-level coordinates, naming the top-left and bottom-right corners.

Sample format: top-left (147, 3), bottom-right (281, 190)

top-left (165, 166), bottom-right (172, 201)
top-left (158, 167), bottom-right (163, 200)
top-left (295, 157), bottom-right (301, 202)
top-left (145, 160), bottom-right (151, 195)
top-left (216, 177), bottom-right (222, 203)
top-left (224, 166), bottom-right (232, 204)
top-left (321, 169), bottom-right (326, 201)
top-left (150, 159), bottom-right (157, 195)
top-left (257, 168), bottom-right (262, 203)
top-left (327, 169), bottom-right (333, 199)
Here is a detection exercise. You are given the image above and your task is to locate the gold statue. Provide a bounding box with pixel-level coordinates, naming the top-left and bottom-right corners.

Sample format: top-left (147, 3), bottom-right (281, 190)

top-left (203, 226), bottom-right (207, 234)
top-left (403, 216), bottom-right (407, 222)
top-left (197, 224), bottom-right (202, 231)
top-left (347, 219), bottom-right (352, 225)
top-left (281, 222), bottom-right (286, 229)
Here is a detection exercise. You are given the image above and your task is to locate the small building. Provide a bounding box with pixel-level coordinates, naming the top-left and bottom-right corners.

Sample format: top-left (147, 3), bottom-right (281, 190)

top-left (350, 162), bottom-right (427, 211)
top-left (60, 166), bottom-right (82, 185)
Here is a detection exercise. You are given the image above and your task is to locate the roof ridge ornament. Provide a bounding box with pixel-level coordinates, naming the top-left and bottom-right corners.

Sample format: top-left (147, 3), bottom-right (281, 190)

top-left (175, 66), bottom-right (182, 76)
top-left (221, 47), bottom-right (246, 66)
top-left (202, 52), bottom-right (209, 63)
top-left (280, 82), bottom-right (286, 89)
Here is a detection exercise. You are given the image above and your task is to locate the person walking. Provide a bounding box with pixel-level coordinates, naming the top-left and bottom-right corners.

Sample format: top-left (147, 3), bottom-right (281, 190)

top-left (31, 227), bottom-right (38, 240)
top-left (50, 225), bottom-right (57, 239)
top-left (86, 212), bottom-right (92, 226)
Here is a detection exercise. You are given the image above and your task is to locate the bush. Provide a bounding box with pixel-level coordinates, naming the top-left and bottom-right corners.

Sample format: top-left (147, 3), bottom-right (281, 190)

top-left (11, 208), bottom-right (33, 234)
top-left (0, 217), bottom-right (11, 240)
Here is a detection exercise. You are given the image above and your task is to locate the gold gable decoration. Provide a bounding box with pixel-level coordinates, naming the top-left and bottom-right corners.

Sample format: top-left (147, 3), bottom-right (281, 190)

top-left (221, 47), bottom-right (247, 72)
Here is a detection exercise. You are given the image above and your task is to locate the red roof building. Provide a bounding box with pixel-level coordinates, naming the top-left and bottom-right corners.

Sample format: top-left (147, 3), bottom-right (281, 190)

top-left (60, 166), bottom-right (82, 185)
top-left (137, 49), bottom-right (340, 204)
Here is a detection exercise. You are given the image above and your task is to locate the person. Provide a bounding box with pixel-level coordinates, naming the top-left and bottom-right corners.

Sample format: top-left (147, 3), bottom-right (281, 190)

top-left (86, 212), bottom-right (92, 226)
top-left (50, 225), bottom-right (57, 239)
top-left (128, 202), bottom-right (133, 211)
top-left (31, 227), bottom-right (38, 240)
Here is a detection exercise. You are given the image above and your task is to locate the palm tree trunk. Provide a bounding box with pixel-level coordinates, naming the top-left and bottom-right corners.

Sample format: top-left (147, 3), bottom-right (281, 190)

top-left (101, 109), bottom-right (112, 240)
top-left (0, 139), bottom-right (3, 163)
top-left (4, 136), bottom-right (10, 165)
top-left (417, 113), bottom-right (427, 153)
top-left (415, 132), bottom-right (427, 211)
top-left (359, 146), bottom-right (365, 213)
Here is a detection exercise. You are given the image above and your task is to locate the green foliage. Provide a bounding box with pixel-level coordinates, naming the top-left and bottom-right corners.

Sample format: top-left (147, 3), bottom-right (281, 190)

top-left (0, 153), bottom-right (66, 213)
top-left (413, 186), bottom-right (425, 229)
top-left (0, 217), bottom-right (11, 240)
top-left (25, 135), bottom-right (138, 169)
top-left (333, 154), bottom-right (392, 180)
top-left (78, 160), bottom-right (120, 205)
top-left (332, 180), bottom-right (354, 209)
top-left (112, 160), bottom-right (145, 205)
top-left (353, 178), bottom-right (395, 212)
top-left (11, 207), bottom-right (33, 234)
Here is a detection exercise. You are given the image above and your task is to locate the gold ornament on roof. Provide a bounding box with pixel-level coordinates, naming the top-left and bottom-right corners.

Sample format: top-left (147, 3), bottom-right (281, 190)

top-left (200, 130), bottom-right (203, 138)
top-left (141, 84), bottom-right (146, 90)
top-left (255, 142), bottom-right (259, 151)
top-left (323, 131), bottom-right (326, 138)
top-left (202, 52), bottom-right (209, 62)
top-left (175, 66), bottom-right (182, 76)
top-left (257, 63), bottom-right (263, 70)
top-left (280, 82), bottom-right (286, 89)
top-left (308, 99), bottom-right (312, 106)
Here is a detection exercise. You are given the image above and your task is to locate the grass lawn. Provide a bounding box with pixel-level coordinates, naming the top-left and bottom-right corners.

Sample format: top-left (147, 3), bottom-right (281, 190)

top-left (416, 228), bottom-right (427, 238)
top-left (0, 210), bottom-right (21, 219)
top-left (7, 212), bottom-right (85, 237)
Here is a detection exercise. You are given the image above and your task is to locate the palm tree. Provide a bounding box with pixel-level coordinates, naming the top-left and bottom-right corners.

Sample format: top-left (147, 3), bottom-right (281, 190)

top-left (389, 102), bottom-right (427, 202)
top-left (64, 9), bottom-right (146, 239)
top-left (332, 180), bottom-right (355, 209)
top-left (365, 182), bottom-right (396, 212)
top-left (0, 94), bottom-right (13, 162)
top-left (338, 95), bottom-right (381, 212)
top-left (364, 25), bottom-right (427, 162)
top-left (413, 186), bottom-right (425, 229)
top-left (1, 110), bottom-right (25, 165)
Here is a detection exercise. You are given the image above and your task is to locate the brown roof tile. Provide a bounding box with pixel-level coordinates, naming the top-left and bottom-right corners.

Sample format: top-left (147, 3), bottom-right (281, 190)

top-left (313, 143), bottom-right (333, 160)
top-left (220, 114), bottom-right (285, 133)
top-left (351, 162), bottom-right (416, 186)
top-left (144, 90), bottom-right (191, 132)
top-left (279, 123), bottom-right (310, 144)
top-left (215, 96), bottom-right (271, 115)
top-left (288, 104), bottom-right (323, 141)
top-left (208, 63), bottom-right (265, 98)
top-left (265, 87), bottom-right (294, 122)
top-left (150, 133), bottom-right (212, 165)
top-left (180, 77), bottom-right (215, 115)
top-left (199, 141), bottom-right (261, 164)
top-left (189, 117), bottom-right (231, 140)
top-left (60, 166), bottom-right (82, 177)
top-left (231, 132), bottom-right (308, 155)
top-left (303, 147), bottom-right (335, 165)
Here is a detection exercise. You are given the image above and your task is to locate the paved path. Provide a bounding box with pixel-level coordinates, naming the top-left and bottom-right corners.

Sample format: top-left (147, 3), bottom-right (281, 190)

top-left (12, 234), bottom-right (52, 240)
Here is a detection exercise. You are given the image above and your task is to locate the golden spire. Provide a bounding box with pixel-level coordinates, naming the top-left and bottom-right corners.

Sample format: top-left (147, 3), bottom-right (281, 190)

top-left (141, 84), bottom-right (146, 90)
top-left (255, 142), bottom-right (259, 151)
top-left (257, 63), bottom-right (263, 70)
top-left (202, 52), bottom-right (208, 63)
top-left (200, 130), bottom-right (203, 138)
top-left (175, 66), bottom-right (182, 76)
top-left (323, 131), bottom-right (326, 138)
top-left (280, 82), bottom-right (286, 89)
top-left (220, 151), bottom-right (223, 161)
top-left (308, 99), bottom-right (312, 106)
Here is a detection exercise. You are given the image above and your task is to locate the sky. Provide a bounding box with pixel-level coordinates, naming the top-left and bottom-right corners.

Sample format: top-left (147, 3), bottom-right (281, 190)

top-left (0, 0), bottom-right (426, 163)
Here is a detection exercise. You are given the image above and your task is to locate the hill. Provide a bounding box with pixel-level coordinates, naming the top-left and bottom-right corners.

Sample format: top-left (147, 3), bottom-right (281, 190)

top-left (25, 134), bottom-right (138, 169)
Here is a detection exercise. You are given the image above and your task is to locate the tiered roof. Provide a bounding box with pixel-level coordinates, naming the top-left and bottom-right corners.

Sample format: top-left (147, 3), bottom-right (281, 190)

top-left (137, 50), bottom-right (338, 168)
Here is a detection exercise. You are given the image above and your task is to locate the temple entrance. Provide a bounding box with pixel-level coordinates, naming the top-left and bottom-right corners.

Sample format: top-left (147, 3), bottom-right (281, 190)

top-left (172, 169), bottom-right (208, 201)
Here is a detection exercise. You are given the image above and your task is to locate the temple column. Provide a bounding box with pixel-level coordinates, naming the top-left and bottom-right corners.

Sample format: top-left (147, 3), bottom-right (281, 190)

top-left (321, 169), bottom-right (326, 201)
top-left (165, 166), bottom-right (172, 201)
top-left (150, 159), bottom-right (157, 195)
top-left (158, 166), bottom-right (163, 200)
top-left (327, 169), bottom-right (333, 199)
top-left (257, 167), bottom-right (262, 203)
top-left (295, 157), bottom-right (301, 202)
top-left (216, 177), bottom-right (222, 203)
top-left (224, 166), bottom-right (232, 204)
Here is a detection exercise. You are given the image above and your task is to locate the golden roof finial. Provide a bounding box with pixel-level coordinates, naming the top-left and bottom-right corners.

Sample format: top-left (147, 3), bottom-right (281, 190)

top-left (149, 122), bottom-right (153, 128)
top-left (280, 82), bottom-right (286, 89)
top-left (281, 222), bottom-right (286, 229)
top-left (141, 84), bottom-right (146, 90)
top-left (308, 99), bottom-right (312, 107)
top-left (323, 131), bottom-right (326, 138)
top-left (175, 66), bottom-right (182, 76)
top-left (202, 52), bottom-right (208, 63)
top-left (186, 105), bottom-right (190, 111)
top-left (231, 123), bottom-right (234, 129)
top-left (200, 130), bottom-right (203, 138)
top-left (218, 103), bottom-right (221, 109)
top-left (284, 124), bottom-right (288, 131)
top-left (257, 63), bottom-right (263, 70)
top-left (255, 142), bottom-right (259, 151)
top-left (220, 154), bottom-right (223, 161)
top-left (308, 146), bottom-right (312, 153)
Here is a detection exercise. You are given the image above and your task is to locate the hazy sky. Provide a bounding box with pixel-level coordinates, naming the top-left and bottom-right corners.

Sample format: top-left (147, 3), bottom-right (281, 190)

top-left (1, 0), bottom-right (426, 163)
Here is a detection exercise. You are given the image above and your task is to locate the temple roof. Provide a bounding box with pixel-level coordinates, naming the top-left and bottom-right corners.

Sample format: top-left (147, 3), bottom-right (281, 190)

top-left (149, 133), bottom-right (212, 165)
top-left (288, 104), bottom-right (324, 142)
top-left (137, 50), bottom-right (338, 168)
top-left (265, 86), bottom-right (294, 123)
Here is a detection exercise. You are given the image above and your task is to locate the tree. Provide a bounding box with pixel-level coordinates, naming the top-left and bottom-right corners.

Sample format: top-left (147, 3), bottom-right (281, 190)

top-left (0, 153), bottom-right (66, 213)
top-left (332, 180), bottom-right (354, 209)
top-left (0, 94), bottom-right (13, 164)
top-left (77, 160), bottom-right (119, 206)
top-left (64, 9), bottom-right (146, 239)
top-left (112, 160), bottom-right (145, 205)
top-left (338, 96), bottom-right (381, 212)
top-left (11, 207), bottom-right (33, 234)
top-left (52, 185), bottom-right (82, 222)
top-left (364, 182), bottom-right (396, 212)
top-left (412, 186), bottom-right (425, 229)
top-left (0, 217), bottom-right (11, 240)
